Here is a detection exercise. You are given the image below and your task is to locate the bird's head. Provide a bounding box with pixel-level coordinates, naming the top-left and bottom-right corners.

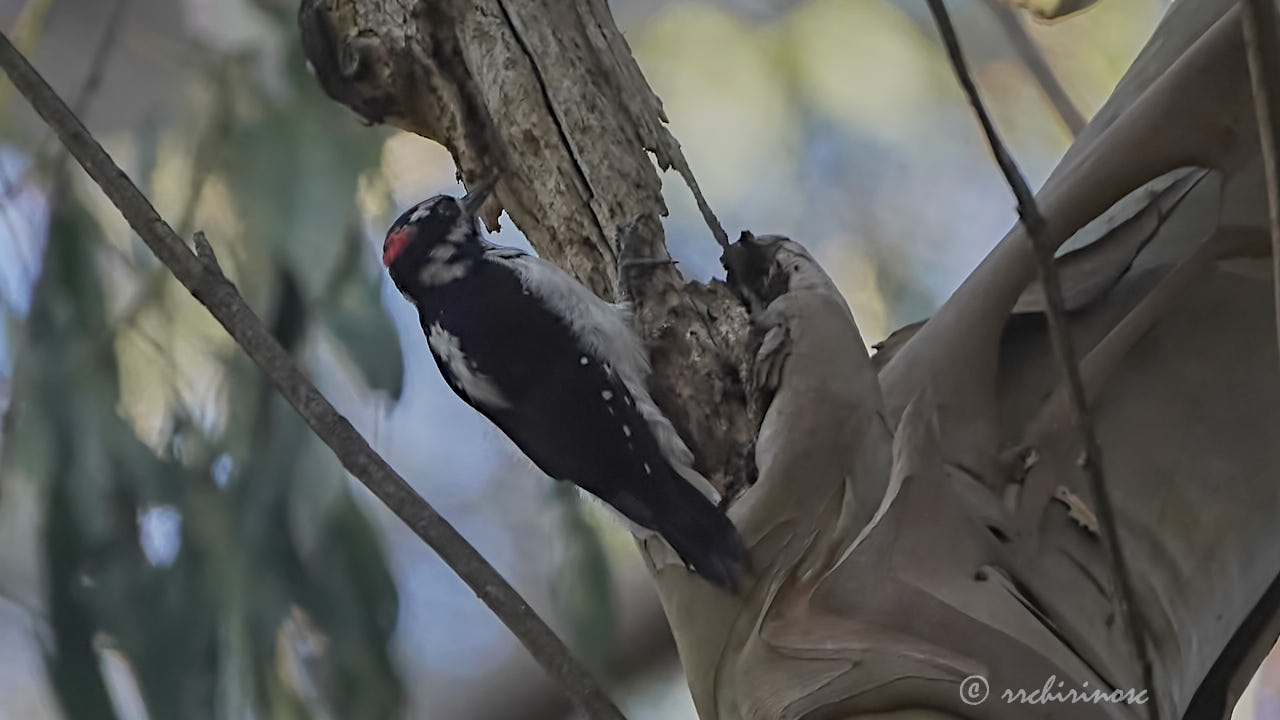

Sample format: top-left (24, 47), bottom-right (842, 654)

top-left (382, 178), bottom-right (496, 284)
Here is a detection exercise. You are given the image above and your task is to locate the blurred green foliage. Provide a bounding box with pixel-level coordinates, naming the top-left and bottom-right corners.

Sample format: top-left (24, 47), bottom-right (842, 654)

top-left (214, 32), bottom-right (403, 399)
top-left (2, 7), bottom-right (405, 719)
top-left (549, 482), bottom-right (615, 664)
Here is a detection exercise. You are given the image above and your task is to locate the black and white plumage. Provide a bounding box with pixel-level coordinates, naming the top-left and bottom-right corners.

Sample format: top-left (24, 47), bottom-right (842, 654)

top-left (383, 180), bottom-right (750, 591)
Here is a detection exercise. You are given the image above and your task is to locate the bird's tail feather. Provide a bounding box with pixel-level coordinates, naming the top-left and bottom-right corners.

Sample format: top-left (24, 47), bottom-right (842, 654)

top-left (651, 471), bottom-right (751, 592)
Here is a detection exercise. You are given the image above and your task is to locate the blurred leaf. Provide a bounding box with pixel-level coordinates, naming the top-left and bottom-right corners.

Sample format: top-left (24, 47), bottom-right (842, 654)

top-left (320, 288), bottom-right (403, 399)
top-left (273, 267), bottom-right (309, 356)
top-left (213, 250), bottom-right (401, 719)
top-left (18, 194), bottom-right (218, 720)
top-left (218, 48), bottom-right (382, 299)
top-left (293, 497), bottom-right (401, 719)
top-left (8, 14), bottom-right (405, 718)
top-left (45, 482), bottom-right (119, 720)
top-left (317, 229), bottom-right (403, 399)
top-left (1003, 0), bottom-right (1101, 21)
top-left (550, 484), bottom-right (615, 662)
top-left (25, 199), bottom-right (120, 720)
top-left (214, 44), bottom-right (402, 398)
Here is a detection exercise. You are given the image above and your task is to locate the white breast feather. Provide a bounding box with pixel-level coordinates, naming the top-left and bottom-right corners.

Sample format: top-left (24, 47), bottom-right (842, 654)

top-left (489, 251), bottom-right (719, 503)
top-left (419, 260), bottom-right (470, 287)
top-left (427, 323), bottom-right (511, 409)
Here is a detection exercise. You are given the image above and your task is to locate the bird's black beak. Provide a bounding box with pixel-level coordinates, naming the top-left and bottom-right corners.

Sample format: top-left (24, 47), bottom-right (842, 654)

top-left (460, 177), bottom-right (497, 217)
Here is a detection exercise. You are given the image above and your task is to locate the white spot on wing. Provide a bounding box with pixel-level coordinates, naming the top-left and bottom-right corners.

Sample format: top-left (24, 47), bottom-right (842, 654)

top-left (601, 390), bottom-right (613, 400)
top-left (580, 355), bottom-right (589, 366)
top-left (622, 425), bottom-right (631, 437)
top-left (427, 323), bottom-right (510, 409)
top-left (488, 250), bottom-right (719, 503)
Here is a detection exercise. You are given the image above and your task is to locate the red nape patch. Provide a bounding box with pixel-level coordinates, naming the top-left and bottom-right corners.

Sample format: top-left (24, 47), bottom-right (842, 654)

top-left (382, 228), bottom-right (413, 267)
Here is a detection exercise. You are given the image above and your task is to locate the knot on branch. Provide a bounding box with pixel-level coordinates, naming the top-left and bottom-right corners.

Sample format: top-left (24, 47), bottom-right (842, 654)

top-left (298, 0), bottom-right (401, 125)
top-left (192, 230), bottom-right (220, 270)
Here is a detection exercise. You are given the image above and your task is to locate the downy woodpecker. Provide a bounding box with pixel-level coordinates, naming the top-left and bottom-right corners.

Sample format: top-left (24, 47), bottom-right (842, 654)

top-left (383, 179), bottom-right (750, 591)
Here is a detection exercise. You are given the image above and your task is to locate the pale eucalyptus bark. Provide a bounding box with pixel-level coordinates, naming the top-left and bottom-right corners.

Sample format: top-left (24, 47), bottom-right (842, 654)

top-left (300, 1), bottom-right (1280, 719)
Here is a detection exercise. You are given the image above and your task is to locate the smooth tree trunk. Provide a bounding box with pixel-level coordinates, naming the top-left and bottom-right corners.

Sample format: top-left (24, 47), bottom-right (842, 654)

top-left (298, 1), bottom-right (1280, 717)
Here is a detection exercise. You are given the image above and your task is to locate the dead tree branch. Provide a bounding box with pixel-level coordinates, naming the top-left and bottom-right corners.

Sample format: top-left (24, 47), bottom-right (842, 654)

top-left (926, 1), bottom-right (1156, 716)
top-left (0, 31), bottom-right (625, 720)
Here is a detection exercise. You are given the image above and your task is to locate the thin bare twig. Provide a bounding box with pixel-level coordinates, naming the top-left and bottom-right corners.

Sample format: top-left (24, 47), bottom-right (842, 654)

top-left (978, 0), bottom-right (1086, 136)
top-left (0, 31), bottom-right (626, 720)
top-left (174, 63), bottom-right (232, 240)
top-left (70, 0), bottom-right (130, 118)
top-left (670, 155), bottom-right (729, 248)
top-left (1242, 0), bottom-right (1280, 372)
top-left (7, 0), bottom-right (131, 199)
top-left (0, 0), bottom-right (125, 288)
top-left (926, 1), bottom-right (1157, 716)
top-left (0, 0), bottom-right (54, 121)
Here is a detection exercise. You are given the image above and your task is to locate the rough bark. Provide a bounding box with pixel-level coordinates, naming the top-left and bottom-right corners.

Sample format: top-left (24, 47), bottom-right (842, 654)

top-left (301, 1), bottom-right (1280, 719)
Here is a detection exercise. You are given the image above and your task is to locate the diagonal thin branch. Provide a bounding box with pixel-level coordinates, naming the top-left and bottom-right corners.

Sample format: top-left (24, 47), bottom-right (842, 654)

top-left (670, 153), bottom-right (729, 249)
top-left (925, 1), bottom-right (1157, 716)
top-left (1241, 0), bottom-right (1280, 372)
top-left (0, 31), bottom-right (626, 720)
top-left (978, 0), bottom-right (1086, 137)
